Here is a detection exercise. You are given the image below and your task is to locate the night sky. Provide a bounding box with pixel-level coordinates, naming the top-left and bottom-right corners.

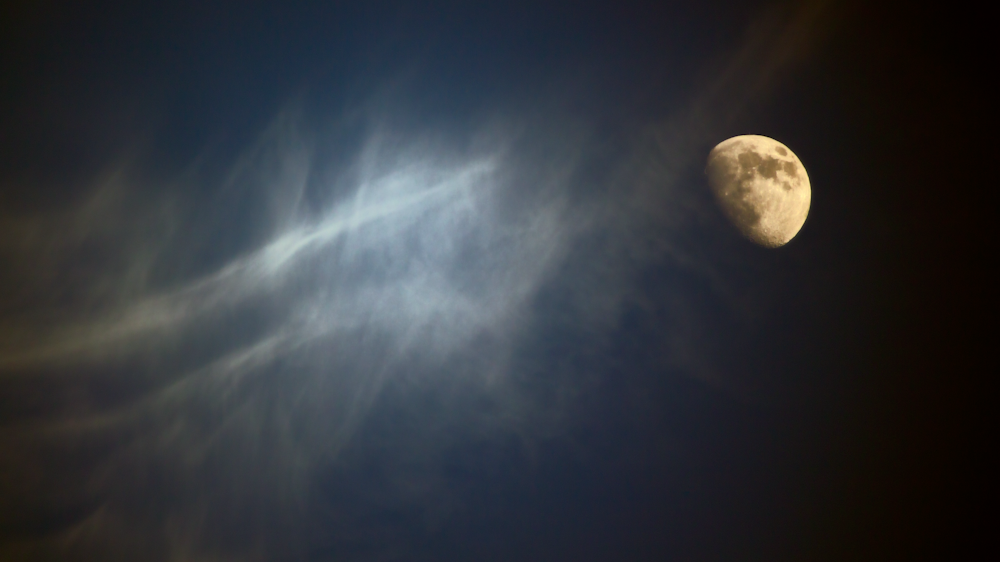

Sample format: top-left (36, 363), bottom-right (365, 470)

top-left (0, 2), bottom-right (985, 561)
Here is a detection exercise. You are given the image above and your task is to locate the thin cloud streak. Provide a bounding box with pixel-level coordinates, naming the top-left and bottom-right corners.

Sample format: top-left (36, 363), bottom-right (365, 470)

top-left (0, 155), bottom-right (502, 369)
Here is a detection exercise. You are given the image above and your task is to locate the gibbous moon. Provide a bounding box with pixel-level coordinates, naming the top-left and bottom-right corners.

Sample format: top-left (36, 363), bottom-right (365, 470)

top-left (705, 135), bottom-right (810, 247)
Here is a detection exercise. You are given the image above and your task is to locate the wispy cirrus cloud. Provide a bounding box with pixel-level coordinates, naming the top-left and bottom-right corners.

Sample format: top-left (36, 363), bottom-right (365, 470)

top-left (0, 3), bottom-right (834, 559)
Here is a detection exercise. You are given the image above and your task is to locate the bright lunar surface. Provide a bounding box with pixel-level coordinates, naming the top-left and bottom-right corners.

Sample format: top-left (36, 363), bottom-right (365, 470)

top-left (705, 134), bottom-right (811, 247)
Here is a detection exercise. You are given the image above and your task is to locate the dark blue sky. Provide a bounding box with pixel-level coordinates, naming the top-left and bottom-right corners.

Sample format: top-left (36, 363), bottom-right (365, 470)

top-left (0, 2), bottom-right (985, 561)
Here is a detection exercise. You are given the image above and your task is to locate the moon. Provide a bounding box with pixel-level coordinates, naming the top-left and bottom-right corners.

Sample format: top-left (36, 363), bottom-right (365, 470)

top-left (705, 135), bottom-right (811, 247)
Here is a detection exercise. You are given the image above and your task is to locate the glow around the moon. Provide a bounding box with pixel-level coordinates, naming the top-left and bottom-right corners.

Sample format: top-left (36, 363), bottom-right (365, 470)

top-left (705, 135), bottom-right (810, 247)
